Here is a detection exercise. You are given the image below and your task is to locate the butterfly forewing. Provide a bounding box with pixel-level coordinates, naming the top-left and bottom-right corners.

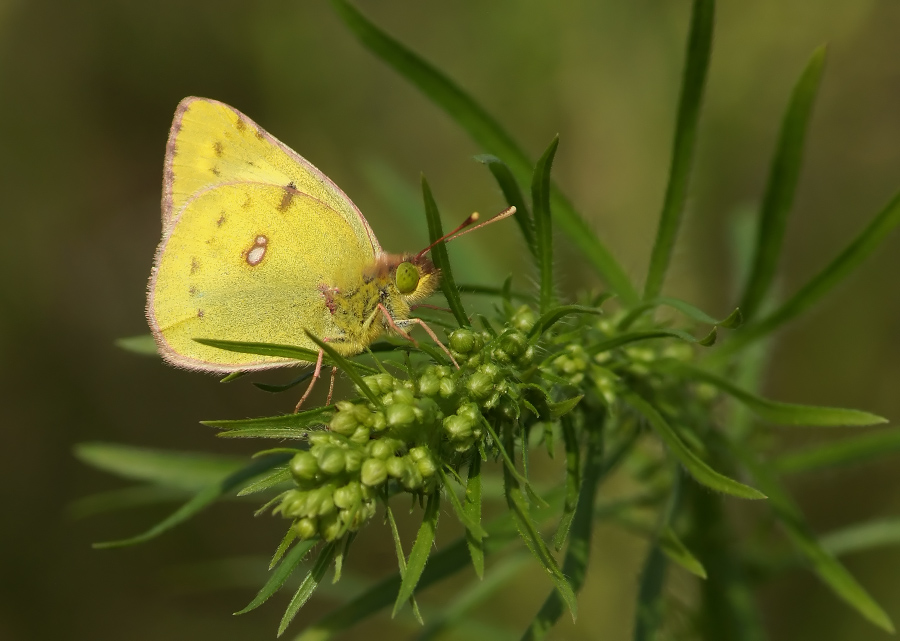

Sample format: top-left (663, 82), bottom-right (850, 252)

top-left (162, 97), bottom-right (380, 256)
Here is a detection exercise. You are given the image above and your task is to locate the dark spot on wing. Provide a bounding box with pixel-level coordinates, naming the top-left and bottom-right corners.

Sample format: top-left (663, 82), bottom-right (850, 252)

top-left (190, 257), bottom-right (200, 274)
top-left (210, 166), bottom-right (220, 176)
top-left (197, 309), bottom-right (205, 319)
top-left (245, 235), bottom-right (269, 267)
top-left (235, 117), bottom-right (246, 132)
top-left (255, 127), bottom-right (265, 140)
top-left (217, 213), bottom-right (226, 227)
top-left (279, 187), bottom-right (294, 212)
top-left (213, 141), bottom-right (224, 157)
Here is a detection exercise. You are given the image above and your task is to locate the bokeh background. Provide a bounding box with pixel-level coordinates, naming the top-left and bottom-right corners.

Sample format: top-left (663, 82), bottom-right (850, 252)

top-left (2, 1), bottom-right (900, 639)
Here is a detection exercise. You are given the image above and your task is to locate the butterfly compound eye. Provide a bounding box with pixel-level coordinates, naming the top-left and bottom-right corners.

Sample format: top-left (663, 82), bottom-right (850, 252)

top-left (395, 262), bottom-right (420, 294)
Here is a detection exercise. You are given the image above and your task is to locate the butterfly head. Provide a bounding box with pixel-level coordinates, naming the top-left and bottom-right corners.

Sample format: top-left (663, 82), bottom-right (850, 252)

top-left (388, 254), bottom-right (439, 304)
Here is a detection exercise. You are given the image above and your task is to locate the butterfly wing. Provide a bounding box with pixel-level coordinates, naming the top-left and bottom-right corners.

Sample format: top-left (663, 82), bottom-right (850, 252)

top-left (149, 98), bottom-right (380, 372)
top-left (162, 97), bottom-right (380, 254)
top-left (149, 183), bottom-right (376, 372)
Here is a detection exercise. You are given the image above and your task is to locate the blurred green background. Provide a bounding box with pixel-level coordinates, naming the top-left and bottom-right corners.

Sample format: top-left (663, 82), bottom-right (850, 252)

top-left (2, 1), bottom-right (899, 639)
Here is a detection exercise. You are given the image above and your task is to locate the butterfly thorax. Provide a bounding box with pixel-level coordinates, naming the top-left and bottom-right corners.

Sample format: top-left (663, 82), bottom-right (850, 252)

top-left (320, 253), bottom-right (439, 355)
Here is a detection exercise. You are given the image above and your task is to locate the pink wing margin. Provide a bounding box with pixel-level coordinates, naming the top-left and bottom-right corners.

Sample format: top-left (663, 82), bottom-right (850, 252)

top-left (160, 96), bottom-right (382, 255)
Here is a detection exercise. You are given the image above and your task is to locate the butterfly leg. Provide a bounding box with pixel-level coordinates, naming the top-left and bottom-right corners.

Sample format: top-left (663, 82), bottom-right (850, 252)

top-left (376, 303), bottom-right (459, 369)
top-left (294, 348), bottom-right (325, 412)
top-left (325, 366), bottom-right (338, 406)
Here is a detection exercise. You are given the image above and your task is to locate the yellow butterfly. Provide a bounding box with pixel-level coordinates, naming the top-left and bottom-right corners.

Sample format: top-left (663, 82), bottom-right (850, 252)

top-left (147, 97), bottom-right (510, 404)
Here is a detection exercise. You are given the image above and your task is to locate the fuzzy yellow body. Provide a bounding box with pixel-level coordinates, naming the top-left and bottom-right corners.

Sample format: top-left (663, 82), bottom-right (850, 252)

top-left (147, 97), bottom-right (438, 373)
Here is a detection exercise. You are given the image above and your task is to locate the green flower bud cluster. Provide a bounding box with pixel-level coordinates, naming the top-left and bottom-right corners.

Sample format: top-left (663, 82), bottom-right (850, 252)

top-left (550, 344), bottom-right (589, 385)
top-left (278, 377), bottom-right (450, 540)
top-left (442, 402), bottom-right (483, 452)
top-left (450, 327), bottom-right (534, 371)
top-left (276, 310), bottom-right (554, 541)
top-left (280, 431), bottom-right (376, 542)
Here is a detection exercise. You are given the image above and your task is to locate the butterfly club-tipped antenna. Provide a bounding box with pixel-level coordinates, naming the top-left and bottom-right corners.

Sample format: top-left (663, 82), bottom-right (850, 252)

top-left (415, 205), bottom-right (517, 260)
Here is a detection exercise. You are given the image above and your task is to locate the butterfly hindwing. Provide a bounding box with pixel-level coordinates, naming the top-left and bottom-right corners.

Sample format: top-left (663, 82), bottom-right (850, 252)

top-left (150, 180), bottom-right (374, 372)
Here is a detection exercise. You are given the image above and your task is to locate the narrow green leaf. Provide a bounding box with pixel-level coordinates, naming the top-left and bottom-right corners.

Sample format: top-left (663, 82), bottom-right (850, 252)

top-left (393, 492), bottom-right (441, 617)
top-left (478, 416), bottom-right (543, 504)
top-left (634, 542), bottom-right (667, 641)
top-left (74, 442), bottom-right (245, 490)
top-left (532, 137), bottom-right (559, 314)
top-left (68, 485), bottom-right (191, 520)
top-left (115, 334), bottom-right (158, 355)
top-left (419, 553), bottom-right (530, 641)
top-left (333, 533), bottom-right (355, 584)
top-left (204, 407), bottom-right (333, 439)
top-left (698, 326), bottom-right (717, 346)
top-left (219, 371), bottom-right (245, 383)
top-left (742, 454), bottom-right (894, 633)
top-left (421, 176), bottom-right (469, 327)
top-left (644, 0), bottom-right (715, 299)
top-left (271, 529), bottom-right (298, 570)
top-left (192, 338), bottom-right (319, 363)
top-left (278, 541), bottom-right (338, 636)
top-left (624, 393), bottom-right (766, 500)
top-left (775, 427), bottom-right (900, 475)
top-left (305, 332), bottom-right (382, 407)
top-left (438, 467), bottom-right (487, 541)
top-left (659, 527), bottom-right (706, 579)
top-left (475, 154), bottom-right (535, 255)
top-left (585, 328), bottom-right (714, 356)
top-left (457, 283), bottom-right (535, 302)
top-left (464, 453), bottom-right (485, 578)
top-left (520, 384), bottom-right (583, 421)
top-left (386, 505), bottom-right (424, 623)
top-left (523, 424), bottom-right (603, 639)
top-left (527, 304), bottom-right (605, 340)
top-left (712, 189), bottom-right (900, 361)
top-left (503, 429), bottom-right (577, 621)
top-left (236, 539), bottom-right (318, 615)
top-left (667, 362), bottom-right (887, 427)
top-left (93, 453), bottom-right (291, 548)
top-left (821, 518), bottom-right (900, 558)
top-left (618, 297), bottom-right (742, 331)
top-left (552, 417), bottom-right (581, 552)
top-left (330, 0), bottom-right (638, 304)
top-left (237, 465), bottom-right (292, 496)
top-left (255, 372), bottom-right (313, 393)
top-left (741, 46), bottom-right (827, 320)
top-left (293, 507), bottom-right (526, 641)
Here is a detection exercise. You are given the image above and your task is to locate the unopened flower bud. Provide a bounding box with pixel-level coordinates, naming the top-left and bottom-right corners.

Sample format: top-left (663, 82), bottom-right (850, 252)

top-left (350, 425), bottom-right (371, 444)
top-left (511, 305), bottom-right (537, 332)
top-left (416, 456), bottom-right (437, 478)
top-left (386, 403), bottom-right (417, 428)
top-left (444, 415), bottom-right (473, 440)
top-left (418, 374), bottom-right (440, 396)
top-left (362, 373), bottom-right (394, 396)
top-left (466, 372), bottom-right (493, 399)
top-left (361, 458), bottom-right (388, 486)
top-left (320, 512), bottom-right (342, 541)
top-left (317, 447), bottom-right (346, 476)
top-left (344, 449), bottom-right (363, 472)
top-left (293, 517), bottom-right (318, 540)
top-left (290, 451), bottom-right (319, 482)
top-left (329, 410), bottom-right (359, 436)
top-left (439, 377), bottom-right (456, 398)
top-left (333, 482), bottom-right (362, 509)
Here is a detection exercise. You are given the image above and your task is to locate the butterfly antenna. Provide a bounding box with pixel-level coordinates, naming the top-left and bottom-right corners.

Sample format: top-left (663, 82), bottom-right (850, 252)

top-left (416, 206), bottom-right (516, 259)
